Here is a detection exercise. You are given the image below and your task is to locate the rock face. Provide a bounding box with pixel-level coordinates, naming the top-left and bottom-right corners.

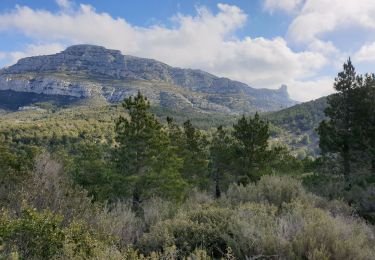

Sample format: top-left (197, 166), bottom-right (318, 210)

top-left (0, 44), bottom-right (297, 113)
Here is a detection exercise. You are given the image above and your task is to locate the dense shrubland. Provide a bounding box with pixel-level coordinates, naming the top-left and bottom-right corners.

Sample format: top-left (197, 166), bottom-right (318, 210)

top-left (1, 153), bottom-right (374, 259)
top-left (0, 59), bottom-right (375, 259)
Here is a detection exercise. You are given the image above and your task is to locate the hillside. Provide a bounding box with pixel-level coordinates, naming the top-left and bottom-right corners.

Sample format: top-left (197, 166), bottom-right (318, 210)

top-left (0, 45), bottom-right (297, 113)
top-left (265, 97), bottom-right (328, 157)
top-left (0, 96), bottom-right (327, 157)
top-left (266, 97), bottom-right (327, 132)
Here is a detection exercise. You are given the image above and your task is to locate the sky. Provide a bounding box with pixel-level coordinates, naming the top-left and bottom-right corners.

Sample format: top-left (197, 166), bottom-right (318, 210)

top-left (0, 0), bottom-right (375, 101)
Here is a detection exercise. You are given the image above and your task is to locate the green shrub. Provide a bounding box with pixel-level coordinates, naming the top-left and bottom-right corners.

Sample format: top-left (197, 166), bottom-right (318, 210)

top-left (280, 200), bottom-right (375, 260)
top-left (228, 203), bottom-right (280, 258)
top-left (255, 175), bottom-right (305, 207)
top-left (17, 153), bottom-right (101, 225)
top-left (139, 206), bottom-right (232, 258)
top-left (0, 206), bottom-right (65, 259)
top-left (223, 175), bottom-right (305, 208)
top-left (98, 201), bottom-right (142, 248)
top-left (141, 197), bottom-right (176, 229)
top-left (138, 176), bottom-right (375, 259)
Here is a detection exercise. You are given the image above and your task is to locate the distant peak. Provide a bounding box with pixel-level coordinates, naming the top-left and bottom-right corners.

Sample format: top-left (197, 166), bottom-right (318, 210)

top-left (279, 84), bottom-right (288, 92)
top-left (63, 44), bottom-right (122, 55)
top-left (65, 44), bottom-right (98, 50)
top-left (65, 44), bottom-right (105, 50)
top-left (277, 84), bottom-right (288, 95)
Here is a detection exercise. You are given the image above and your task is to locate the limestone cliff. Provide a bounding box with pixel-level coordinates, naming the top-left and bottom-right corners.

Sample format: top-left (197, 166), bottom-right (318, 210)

top-left (0, 44), bottom-right (297, 113)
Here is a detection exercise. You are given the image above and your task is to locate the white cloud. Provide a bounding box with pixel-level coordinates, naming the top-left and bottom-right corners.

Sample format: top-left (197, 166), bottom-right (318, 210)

top-left (288, 77), bottom-right (334, 101)
top-left (203, 37), bottom-right (326, 88)
top-left (308, 40), bottom-right (338, 56)
top-left (8, 43), bottom-right (65, 64)
top-left (354, 42), bottom-right (375, 63)
top-left (0, 3), bottom-right (330, 101)
top-left (56, 0), bottom-right (72, 10)
top-left (0, 51), bottom-right (6, 60)
top-left (288, 0), bottom-right (375, 44)
top-left (263, 0), bottom-right (304, 13)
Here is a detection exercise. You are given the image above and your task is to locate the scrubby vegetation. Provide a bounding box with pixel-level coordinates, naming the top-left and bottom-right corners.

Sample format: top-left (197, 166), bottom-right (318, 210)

top-left (1, 154), bottom-right (374, 259)
top-left (1, 60), bottom-right (375, 259)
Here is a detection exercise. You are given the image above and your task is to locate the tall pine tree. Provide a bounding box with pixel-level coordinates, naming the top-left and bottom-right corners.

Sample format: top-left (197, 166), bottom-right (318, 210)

top-left (114, 92), bottom-right (187, 207)
top-left (232, 112), bottom-right (269, 183)
top-left (355, 74), bottom-right (375, 173)
top-left (318, 59), bottom-right (363, 183)
top-left (209, 126), bottom-right (235, 197)
top-left (180, 120), bottom-right (209, 188)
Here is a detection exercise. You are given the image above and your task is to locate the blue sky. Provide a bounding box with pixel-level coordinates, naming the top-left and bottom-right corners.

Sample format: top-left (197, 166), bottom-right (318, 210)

top-left (0, 0), bottom-right (375, 101)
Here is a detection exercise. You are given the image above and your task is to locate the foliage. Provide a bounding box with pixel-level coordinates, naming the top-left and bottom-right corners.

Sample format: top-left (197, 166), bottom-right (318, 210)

top-left (0, 206), bottom-right (65, 259)
top-left (317, 59), bottom-right (375, 221)
top-left (232, 113), bottom-right (270, 183)
top-left (179, 119), bottom-right (210, 188)
top-left (318, 59), bottom-right (361, 180)
top-left (209, 126), bottom-right (235, 197)
top-left (138, 206), bottom-right (233, 258)
top-left (138, 176), bottom-right (375, 259)
top-left (114, 92), bottom-right (188, 206)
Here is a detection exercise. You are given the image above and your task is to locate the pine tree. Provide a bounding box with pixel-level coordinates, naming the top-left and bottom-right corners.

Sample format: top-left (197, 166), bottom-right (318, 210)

top-left (209, 126), bottom-right (235, 197)
top-left (180, 120), bottom-right (209, 187)
top-left (114, 92), bottom-right (187, 207)
top-left (232, 112), bottom-right (269, 183)
top-left (318, 59), bottom-right (363, 182)
top-left (355, 74), bottom-right (375, 173)
top-left (166, 116), bottom-right (185, 157)
top-left (115, 91), bottom-right (166, 176)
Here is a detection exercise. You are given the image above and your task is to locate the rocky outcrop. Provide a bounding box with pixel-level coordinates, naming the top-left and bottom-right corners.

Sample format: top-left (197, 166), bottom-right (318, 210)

top-left (0, 75), bottom-right (101, 97)
top-left (0, 44), bottom-right (298, 113)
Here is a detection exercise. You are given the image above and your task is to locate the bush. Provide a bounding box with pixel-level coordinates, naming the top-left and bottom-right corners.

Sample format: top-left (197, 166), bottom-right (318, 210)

top-left (280, 200), bottom-right (375, 260)
top-left (98, 201), bottom-right (142, 248)
top-left (0, 205), bottom-right (121, 260)
top-left (18, 153), bottom-right (100, 224)
top-left (138, 206), bottom-right (232, 258)
top-left (0, 206), bottom-right (65, 259)
top-left (223, 175), bottom-right (305, 208)
top-left (141, 197), bottom-right (176, 228)
top-left (345, 184), bottom-right (375, 223)
top-left (228, 203), bottom-right (280, 258)
top-left (139, 176), bottom-right (375, 259)
top-left (255, 175), bottom-right (305, 207)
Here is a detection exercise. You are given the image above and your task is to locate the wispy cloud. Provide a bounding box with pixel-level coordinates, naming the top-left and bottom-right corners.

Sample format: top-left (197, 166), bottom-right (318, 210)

top-left (287, 0), bottom-right (375, 44)
top-left (55, 0), bottom-right (72, 10)
top-left (263, 0), bottom-right (304, 14)
top-left (354, 42), bottom-right (375, 63)
top-left (0, 51), bottom-right (6, 60)
top-left (7, 43), bottom-right (65, 64)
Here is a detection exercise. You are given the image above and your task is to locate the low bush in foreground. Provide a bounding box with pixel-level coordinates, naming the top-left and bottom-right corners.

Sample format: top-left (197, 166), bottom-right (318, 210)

top-left (138, 176), bottom-right (375, 259)
top-left (0, 155), bottom-right (374, 259)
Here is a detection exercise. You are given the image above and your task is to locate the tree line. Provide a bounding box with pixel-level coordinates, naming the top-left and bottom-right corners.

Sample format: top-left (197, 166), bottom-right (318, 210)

top-left (79, 91), bottom-right (300, 209)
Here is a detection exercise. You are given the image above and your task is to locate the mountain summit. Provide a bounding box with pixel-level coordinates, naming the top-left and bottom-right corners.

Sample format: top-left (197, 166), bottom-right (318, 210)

top-left (0, 44), bottom-right (297, 113)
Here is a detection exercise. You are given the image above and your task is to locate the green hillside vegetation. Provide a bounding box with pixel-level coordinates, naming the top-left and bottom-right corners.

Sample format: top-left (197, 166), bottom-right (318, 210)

top-left (266, 97), bottom-right (327, 133)
top-left (0, 60), bottom-right (375, 259)
top-left (265, 97), bottom-right (327, 158)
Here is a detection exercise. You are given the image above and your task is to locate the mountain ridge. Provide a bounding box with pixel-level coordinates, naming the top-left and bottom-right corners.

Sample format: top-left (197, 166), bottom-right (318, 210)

top-left (0, 44), bottom-right (297, 113)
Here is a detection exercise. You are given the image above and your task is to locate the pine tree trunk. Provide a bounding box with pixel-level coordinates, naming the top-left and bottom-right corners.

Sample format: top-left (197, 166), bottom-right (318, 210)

top-left (215, 169), bottom-right (221, 198)
top-left (132, 184), bottom-right (141, 214)
top-left (342, 144), bottom-right (351, 184)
